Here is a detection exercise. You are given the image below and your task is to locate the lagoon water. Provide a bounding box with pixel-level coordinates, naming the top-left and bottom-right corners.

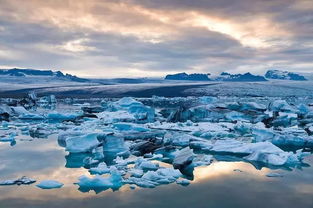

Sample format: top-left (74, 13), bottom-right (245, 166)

top-left (0, 136), bottom-right (312, 208)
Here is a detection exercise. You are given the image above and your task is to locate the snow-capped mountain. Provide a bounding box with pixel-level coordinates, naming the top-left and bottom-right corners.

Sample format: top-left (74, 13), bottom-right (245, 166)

top-left (165, 72), bottom-right (211, 81)
top-left (265, 70), bottom-right (307, 81)
top-left (0, 68), bottom-right (89, 82)
top-left (165, 72), bottom-right (267, 82)
top-left (299, 72), bottom-right (313, 80)
top-left (215, 72), bottom-right (267, 82)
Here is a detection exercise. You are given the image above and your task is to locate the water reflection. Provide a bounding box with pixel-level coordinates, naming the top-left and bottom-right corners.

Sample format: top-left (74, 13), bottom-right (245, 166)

top-left (65, 153), bottom-right (91, 168)
top-left (0, 136), bottom-right (313, 208)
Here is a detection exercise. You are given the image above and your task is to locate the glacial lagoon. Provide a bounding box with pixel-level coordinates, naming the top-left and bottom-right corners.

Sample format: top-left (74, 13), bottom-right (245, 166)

top-left (0, 95), bottom-right (313, 208)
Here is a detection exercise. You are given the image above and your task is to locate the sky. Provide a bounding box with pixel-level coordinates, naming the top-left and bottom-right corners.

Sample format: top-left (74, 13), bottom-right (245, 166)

top-left (0, 0), bottom-right (313, 78)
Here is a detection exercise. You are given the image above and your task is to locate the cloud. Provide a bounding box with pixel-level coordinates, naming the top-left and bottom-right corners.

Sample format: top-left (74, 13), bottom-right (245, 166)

top-left (0, 0), bottom-right (312, 77)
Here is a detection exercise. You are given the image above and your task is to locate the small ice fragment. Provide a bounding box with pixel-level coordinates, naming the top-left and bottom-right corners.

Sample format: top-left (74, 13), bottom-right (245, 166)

top-left (0, 136), bottom-right (15, 142)
top-left (36, 180), bottom-right (64, 189)
top-left (176, 179), bottom-right (190, 186)
top-left (129, 169), bottom-right (144, 178)
top-left (129, 184), bottom-right (136, 190)
top-left (266, 172), bottom-right (284, 177)
top-left (47, 112), bottom-right (78, 122)
top-left (77, 167), bottom-right (123, 193)
top-left (0, 176), bottom-right (36, 186)
top-left (89, 162), bottom-right (110, 175)
top-left (11, 106), bottom-right (30, 115)
top-left (138, 161), bottom-right (159, 171)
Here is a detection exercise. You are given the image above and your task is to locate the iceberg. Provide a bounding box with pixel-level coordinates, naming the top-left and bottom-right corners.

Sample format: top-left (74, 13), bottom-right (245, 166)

top-left (0, 176), bottom-right (36, 186)
top-left (173, 147), bottom-right (194, 170)
top-left (65, 133), bottom-right (101, 153)
top-left (103, 134), bottom-right (128, 156)
top-left (11, 106), bottom-right (30, 115)
top-left (112, 97), bottom-right (155, 123)
top-left (2, 95), bottom-right (311, 193)
top-left (126, 167), bottom-right (181, 188)
top-left (97, 111), bottom-right (136, 123)
top-left (176, 179), bottom-right (190, 186)
top-left (130, 140), bottom-right (162, 156)
top-left (89, 162), bottom-right (110, 175)
top-left (113, 123), bottom-right (149, 132)
top-left (114, 97), bottom-right (142, 108)
top-left (0, 135), bottom-right (15, 142)
top-left (47, 112), bottom-right (79, 122)
top-left (240, 102), bottom-right (266, 112)
top-left (168, 133), bottom-right (197, 147)
top-left (209, 140), bottom-right (273, 153)
top-left (129, 168), bottom-right (144, 178)
top-left (136, 159), bottom-right (159, 171)
top-left (268, 100), bottom-right (295, 113)
top-left (244, 143), bottom-right (307, 166)
top-left (308, 126), bottom-right (313, 135)
top-left (193, 155), bottom-right (213, 167)
top-left (65, 153), bottom-right (91, 168)
top-left (77, 167), bottom-right (123, 193)
top-left (141, 168), bottom-right (181, 184)
top-left (225, 111), bottom-right (250, 122)
top-left (18, 113), bottom-right (45, 120)
top-left (252, 128), bottom-right (275, 142)
top-left (199, 96), bottom-right (217, 104)
top-left (81, 106), bottom-right (105, 113)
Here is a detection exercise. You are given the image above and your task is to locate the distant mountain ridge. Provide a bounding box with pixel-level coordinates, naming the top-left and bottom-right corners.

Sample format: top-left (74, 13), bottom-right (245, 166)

top-left (165, 72), bottom-right (267, 82)
top-left (165, 72), bottom-right (211, 81)
top-left (0, 68), bottom-right (89, 82)
top-left (265, 70), bottom-right (307, 81)
top-left (216, 72), bottom-right (267, 82)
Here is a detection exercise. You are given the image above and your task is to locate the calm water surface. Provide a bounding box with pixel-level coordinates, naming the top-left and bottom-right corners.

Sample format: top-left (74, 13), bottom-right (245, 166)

top-left (0, 136), bottom-right (313, 208)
